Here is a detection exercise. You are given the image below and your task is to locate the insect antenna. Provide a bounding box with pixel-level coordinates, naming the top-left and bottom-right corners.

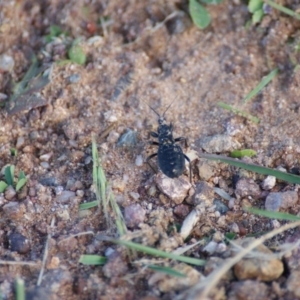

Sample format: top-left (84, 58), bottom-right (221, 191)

top-left (147, 105), bottom-right (160, 118)
top-left (162, 102), bottom-right (173, 118)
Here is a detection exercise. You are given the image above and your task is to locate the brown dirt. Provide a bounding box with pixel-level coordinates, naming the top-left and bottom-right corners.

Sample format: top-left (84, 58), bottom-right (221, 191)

top-left (1, 0), bottom-right (300, 299)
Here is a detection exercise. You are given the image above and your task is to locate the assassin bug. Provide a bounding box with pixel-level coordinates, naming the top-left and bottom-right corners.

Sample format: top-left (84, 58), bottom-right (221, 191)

top-left (146, 104), bottom-right (192, 183)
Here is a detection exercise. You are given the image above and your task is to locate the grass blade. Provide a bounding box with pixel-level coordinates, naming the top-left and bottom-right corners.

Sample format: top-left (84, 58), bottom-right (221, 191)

top-left (201, 153), bottom-right (300, 184)
top-left (15, 278), bottom-right (25, 300)
top-left (148, 265), bottom-right (186, 278)
top-left (107, 238), bottom-right (205, 266)
top-left (79, 200), bottom-right (98, 210)
top-left (79, 255), bottom-right (107, 265)
top-left (243, 68), bottom-right (278, 104)
top-left (263, 0), bottom-right (300, 21)
top-left (217, 102), bottom-right (260, 123)
top-left (245, 207), bottom-right (300, 221)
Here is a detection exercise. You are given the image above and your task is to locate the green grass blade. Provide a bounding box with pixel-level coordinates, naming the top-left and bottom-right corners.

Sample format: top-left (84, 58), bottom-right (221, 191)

top-left (217, 102), bottom-right (260, 123)
top-left (148, 265), bottom-right (186, 278)
top-left (263, 0), bottom-right (300, 21)
top-left (79, 255), bottom-right (107, 265)
top-left (15, 278), bottom-right (25, 300)
top-left (108, 239), bottom-right (205, 266)
top-left (0, 181), bottom-right (8, 193)
top-left (201, 153), bottom-right (300, 184)
top-left (243, 68), bottom-right (278, 104)
top-left (246, 207), bottom-right (300, 221)
top-left (79, 200), bottom-right (98, 210)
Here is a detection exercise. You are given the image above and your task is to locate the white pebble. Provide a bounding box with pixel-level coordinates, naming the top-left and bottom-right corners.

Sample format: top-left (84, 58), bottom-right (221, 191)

top-left (135, 155), bottom-right (143, 166)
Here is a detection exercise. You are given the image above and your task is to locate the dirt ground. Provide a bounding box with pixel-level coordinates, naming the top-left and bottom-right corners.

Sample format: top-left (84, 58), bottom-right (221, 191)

top-left (1, 0), bottom-right (300, 299)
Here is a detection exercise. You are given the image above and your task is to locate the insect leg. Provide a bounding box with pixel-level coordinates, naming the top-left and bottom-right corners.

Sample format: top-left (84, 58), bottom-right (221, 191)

top-left (146, 152), bottom-right (158, 173)
top-left (150, 131), bottom-right (159, 138)
top-left (175, 137), bottom-right (188, 147)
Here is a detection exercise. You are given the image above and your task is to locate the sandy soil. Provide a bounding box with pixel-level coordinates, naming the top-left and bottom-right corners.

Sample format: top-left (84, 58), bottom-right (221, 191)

top-left (1, 0), bottom-right (300, 299)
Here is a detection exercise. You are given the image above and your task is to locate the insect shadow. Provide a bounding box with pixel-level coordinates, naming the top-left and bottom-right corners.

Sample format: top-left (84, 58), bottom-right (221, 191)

top-left (146, 103), bottom-right (192, 183)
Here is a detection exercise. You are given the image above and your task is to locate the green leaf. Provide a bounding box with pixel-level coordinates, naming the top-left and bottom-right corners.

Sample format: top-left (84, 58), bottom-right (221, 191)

top-left (79, 200), bottom-right (99, 210)
top-left (107, 238), bottom-right (206, 266)
top-left (225, 232), bottom-right (237, 240)
top-left (0, 181), bottom-right (8, 193)
top-left (45, 25), bottom-right (63, 43)
top-left (246, 207), bottom-right (300, 221)
top-left (248, 0), bottom-right (263, 13)
top-left (16, 178), bottom-right (27, 192)
top-left (230, 149), bottom-right (257, 158)
top-left (10, 148), bottom-right (17, 157)
top-left (68, 41), bottom-right (86, 65)
top-left (189, 0), bottom-right (211, 29)
top-left (79, 255), bottom-right (107, 265)
top-left (148, 265), bottom-right (186, 278)
top-left (5, 165), bottom-right (14, 186)
top-left (201, 153), bottom-right (300, 184)
top-left (18, 171), bottom-right (26, 180)
top-left (252, 9), bottom-right (264, 24)
top-left (243, 69), bottom-right (279, 104)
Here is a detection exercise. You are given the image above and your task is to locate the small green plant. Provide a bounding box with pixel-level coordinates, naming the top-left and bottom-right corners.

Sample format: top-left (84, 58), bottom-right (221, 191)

top-left (0, 165), bottom-right (27, 193)
top-left (189, 0), bottom-right (222, 29)
top-left (45, 25), bottom-right (64, 43)
top-left (248, 0), bottom-right (264, 24)
top-left (68, 39), bottom-right (87, 65)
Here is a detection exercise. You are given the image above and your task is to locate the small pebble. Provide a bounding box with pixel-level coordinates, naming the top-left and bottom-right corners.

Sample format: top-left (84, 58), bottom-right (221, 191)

top-left (265, 191), bottom-right (298, 211)
top-left (174, 204), bottom-right (190, 218)
top-left (261, 176), bottom-right (276, 190)
top-left (203, 241), bottom-right (218, 255)
top-left (198, 134), bottom-right (241, 153)
top-left (135, 155), bottom-right (143, 166)
top-left (228, 280), bottom-right (270, 300)
top-left (235, 178), bottom-right (261, 199)
top-left (124, 204), bottom-right (146, 228)
top-left (213, 199), bottom-right (229, 215)
top-left (103, 251), bottom-right (128, 278)
top-left (286, 271), bottom-right (300, 298)
top-left (55, 191), bottom-right (76, 204)
top-left (39, 153), bottom-right (53, 162)
top-left (8, 232), bottom-right (30, 254)
top-left (0, 54), bottom-right (14, 72)
top-left (128, 192), bottom-right (140, 201)
top-left (230, 222), bottom-right (240, 233)
top-left (233, 238), bottom-right (284, 281)
top-left (155, 173), bottom-right (191, 205)
top-left (40, 162), bottom-right (50, 169)
top-left (68, 74), bottom-right (81, 83)
top-left (76, 190), bottom-right (84, 197)
top-left (5, 186), bottom-right (16, 200)
top-left (16, 137), bottom-right (25, 149)
top-left (117, 129), bottom-right (137, 147)
top-left (189, 181), bottom-right (214, 207)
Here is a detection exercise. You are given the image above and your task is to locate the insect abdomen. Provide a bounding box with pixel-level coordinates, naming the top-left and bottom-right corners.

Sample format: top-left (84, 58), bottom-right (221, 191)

top-left (157, 144), bottom-right (185, 178)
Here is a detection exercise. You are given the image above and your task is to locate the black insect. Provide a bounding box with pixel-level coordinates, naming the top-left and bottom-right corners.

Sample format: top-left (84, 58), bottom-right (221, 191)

top-left (146, 104), bottom-right (192, 182)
